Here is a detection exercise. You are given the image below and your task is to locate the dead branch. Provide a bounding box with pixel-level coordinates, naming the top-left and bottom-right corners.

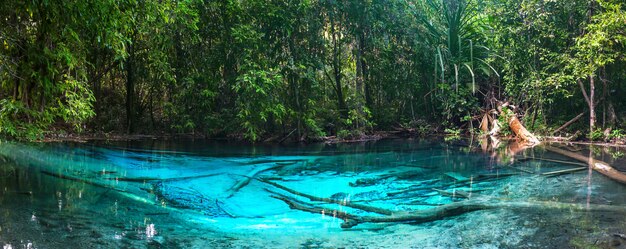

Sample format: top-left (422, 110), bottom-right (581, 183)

top-left (553, 112), bottom-right (585, 135)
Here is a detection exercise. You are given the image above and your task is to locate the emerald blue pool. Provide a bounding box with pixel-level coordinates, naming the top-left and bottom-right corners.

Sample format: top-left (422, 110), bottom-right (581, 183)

top-left (1, 138), bottom-right (626, 248)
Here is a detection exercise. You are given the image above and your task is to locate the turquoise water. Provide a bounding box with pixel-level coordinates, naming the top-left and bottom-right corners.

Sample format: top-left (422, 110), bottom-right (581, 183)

top-left (0, 138), bottom-right (626, 248)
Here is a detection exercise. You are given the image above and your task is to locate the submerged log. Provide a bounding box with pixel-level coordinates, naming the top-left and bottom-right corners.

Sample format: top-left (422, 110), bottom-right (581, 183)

top-left (261, 179), bottom-right (394, 215)
top-left (224, 164), bottom-right (284, 198)
top-left (541, 167), bottom-right (588, 177)
top-left (518, 156), bottom-right (588, 167)
top-left (545, 146), bottom-right (626, 185)
top-left (273, 193), bottom-right (626, 229)
top-left (270, 194), bottom-right (357, 221)
top-left (342, 199), bottom-right (626, 228)
top-left (41, 170), bottom-right (128, 193)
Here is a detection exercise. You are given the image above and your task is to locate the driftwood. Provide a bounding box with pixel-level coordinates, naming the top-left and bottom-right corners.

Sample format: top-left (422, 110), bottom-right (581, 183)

top-left (545, 146), bottom-right (626, 184)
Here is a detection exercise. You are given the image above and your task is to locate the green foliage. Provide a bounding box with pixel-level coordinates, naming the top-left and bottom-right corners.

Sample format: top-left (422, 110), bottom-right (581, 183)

top-left (444, 128), bottom-right (461, 136)
top-left (0, 100), bottom-right (46, 140)
top-left (437, 84), bottom-right (480, 127)
top-left (336, 129), bottom-right (365, 141)
top-left (1, 0), bottom-right (626, 143)
top-left (589, 129), bottom-right (605, 141)
top-left (233, 67), bottom-right (287, 141)
top-left (608, 129), bottom-right (624, 140)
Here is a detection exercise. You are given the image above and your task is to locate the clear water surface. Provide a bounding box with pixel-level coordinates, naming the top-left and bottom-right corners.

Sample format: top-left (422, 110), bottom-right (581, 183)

top-left (1, 138), bottom-right (626, 248)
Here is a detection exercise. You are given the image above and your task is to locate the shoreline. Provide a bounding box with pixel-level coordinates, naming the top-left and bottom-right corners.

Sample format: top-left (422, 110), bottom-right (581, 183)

top-left (34, 131), bottom-right (626, 148)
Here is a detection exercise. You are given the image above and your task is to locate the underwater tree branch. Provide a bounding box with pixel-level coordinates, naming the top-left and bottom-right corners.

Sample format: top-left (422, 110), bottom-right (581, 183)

top-left (260, 178), bottom-right (395, 215)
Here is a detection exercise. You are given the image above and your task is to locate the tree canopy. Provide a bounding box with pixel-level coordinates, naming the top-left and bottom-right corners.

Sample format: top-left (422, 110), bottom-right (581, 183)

top-left (1, 0), bottom-right (625, 141)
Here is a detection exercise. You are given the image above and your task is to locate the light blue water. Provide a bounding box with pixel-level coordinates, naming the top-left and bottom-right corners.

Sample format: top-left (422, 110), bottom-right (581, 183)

top-left (0, 138), bottom-right (625, 248)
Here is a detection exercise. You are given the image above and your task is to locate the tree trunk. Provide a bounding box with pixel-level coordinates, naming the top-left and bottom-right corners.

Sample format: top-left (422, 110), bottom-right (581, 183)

top-left (125, 42), bottom-right (135, 134)
top-left (330, 15), bottom-right (348, 119)
top-left (589, 75), bottom-right (595, 134)
top-left (578, 75), bottom-right (596, 139)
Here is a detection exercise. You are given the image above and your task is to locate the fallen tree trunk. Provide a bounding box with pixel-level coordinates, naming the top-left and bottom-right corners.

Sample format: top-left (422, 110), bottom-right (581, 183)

top-left (496, 102), bottom-right (540, 145)
top-left (508, 115), bottom-right (540, 145)
top-left (545, 146), bottom-right (626, 184)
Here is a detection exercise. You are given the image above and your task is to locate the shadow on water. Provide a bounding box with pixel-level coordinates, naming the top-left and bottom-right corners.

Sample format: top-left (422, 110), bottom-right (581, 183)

top-left (1, 138), bottom-right (626, 248)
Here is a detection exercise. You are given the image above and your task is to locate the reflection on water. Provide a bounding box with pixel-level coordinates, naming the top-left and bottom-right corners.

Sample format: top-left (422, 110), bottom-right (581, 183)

top-left (0, 138), bottom-right (625, 248)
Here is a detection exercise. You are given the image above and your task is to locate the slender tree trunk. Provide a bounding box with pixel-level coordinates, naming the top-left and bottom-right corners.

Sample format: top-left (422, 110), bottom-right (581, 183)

top-left (214, 0), bottom-right (236, 111)
top-left (578, 75), bottom-right (596, 139)
top-left (330, 16), bottom-right (347, 119)
top-left (601, 67), bottom-right (608, 128)
top-left (13, 77), bottom-right (19, 101)
top-left (125, 42), bottom-right (135, 134)
top-left (359, 30), bottom-right (373, 111)
top-left (355, 31), bottom-right (364, 95)
top-left (589, 75), bottom-right (596, 135)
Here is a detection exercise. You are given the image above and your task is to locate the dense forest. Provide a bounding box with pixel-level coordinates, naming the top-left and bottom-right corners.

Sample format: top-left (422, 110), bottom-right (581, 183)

top-left (0, 0), bottom-right (625, 142)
